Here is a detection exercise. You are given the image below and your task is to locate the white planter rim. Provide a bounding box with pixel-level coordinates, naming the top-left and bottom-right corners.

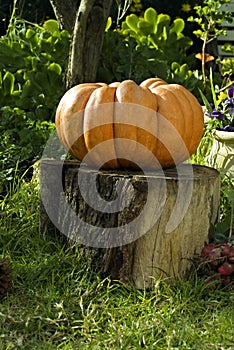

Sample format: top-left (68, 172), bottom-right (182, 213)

top-left (213, 130), bottom-right (234, 142)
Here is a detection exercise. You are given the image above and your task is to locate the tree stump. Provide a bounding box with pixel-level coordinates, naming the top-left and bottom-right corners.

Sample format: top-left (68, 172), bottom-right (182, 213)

top-left (40, 159), bottom-right (220, 289)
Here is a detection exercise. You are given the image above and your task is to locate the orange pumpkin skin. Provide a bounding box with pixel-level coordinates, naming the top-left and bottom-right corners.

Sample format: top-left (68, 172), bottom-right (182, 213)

top-left (55, 79), bottom-right (204, 170)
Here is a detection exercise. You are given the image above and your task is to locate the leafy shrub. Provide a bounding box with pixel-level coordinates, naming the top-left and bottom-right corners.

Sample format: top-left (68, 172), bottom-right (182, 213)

top-left (0, 19), bottom-right (70, 114)
top-left (220, 54), bottom-right (234, 81)
top-left (0, 107), bottom-right (55, 190)
top-left (121, 8), bottom-right (192, 62)
top-left (98, 7), bottom-right (203, 94)
top-left (0, 18), bottom-right (70, 193)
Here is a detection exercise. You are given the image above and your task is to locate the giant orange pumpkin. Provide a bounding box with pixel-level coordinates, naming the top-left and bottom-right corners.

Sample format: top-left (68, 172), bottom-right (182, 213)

top-left (55, 78), bottom-right (204, 169)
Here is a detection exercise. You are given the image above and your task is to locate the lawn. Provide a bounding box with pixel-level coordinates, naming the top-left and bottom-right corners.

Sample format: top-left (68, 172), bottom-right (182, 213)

top-left (0, 170), bottom-right (234, 350)
top-left (0, 2), bottom-right (234, 347)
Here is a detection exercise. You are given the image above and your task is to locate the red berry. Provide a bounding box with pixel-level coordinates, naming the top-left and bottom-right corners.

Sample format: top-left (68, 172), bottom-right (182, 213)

top-left (201, 243), bottom-right (216, 257)
top-left (218, 262), bottom-right (234, 276)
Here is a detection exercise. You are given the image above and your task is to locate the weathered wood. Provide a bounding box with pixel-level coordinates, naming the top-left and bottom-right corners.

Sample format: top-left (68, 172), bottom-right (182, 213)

top-left (49, 0), bottom-right (78, 33)
top-left (66, 0), bottom-right (113, 87)
top-left (40, 159), bottom-right (220, 289)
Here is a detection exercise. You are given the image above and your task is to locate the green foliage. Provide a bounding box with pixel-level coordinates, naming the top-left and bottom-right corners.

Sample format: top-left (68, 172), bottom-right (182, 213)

top-left (0, 18), bottom-right (70, 192)
top-left (215, 176), bottom-right (234, 238)
top-left (169, 62), bottom-right (203, 92)
top-left (190, 127), bottom-right (234, 240)
top-left (219, 48), bottom-right (234, 83)
top-left (188, 0), bottom-right (233, 84)
top-left (188, 0), bottom-right (232, 40)
top-left (98, 29), bottom-right (168, 83)
top-left (98, 7), bottom-right (202, 91)
top-left (122, 8), bottom-right (193, 59)
top-left (0, 107), bottom-right (55, 191)
top-left (221, 55), bottom-right (234, 77)
top-left (0, 18), bottom-right (70, 115)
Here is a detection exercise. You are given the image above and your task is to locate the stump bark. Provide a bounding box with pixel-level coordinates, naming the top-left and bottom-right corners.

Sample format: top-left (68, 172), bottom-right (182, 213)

top-left (40, 159), bottom-right (220, 289)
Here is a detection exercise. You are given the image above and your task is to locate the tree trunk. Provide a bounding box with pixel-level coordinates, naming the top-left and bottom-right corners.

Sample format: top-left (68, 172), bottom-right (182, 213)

top-left (66, 0), bottom-right (113, 87)
top-left (49, 0), bottom-right (112, 87)
top-left (49, 0), bottom-right (78, 34)
top-left (40, 159), bottom-right (220, 289)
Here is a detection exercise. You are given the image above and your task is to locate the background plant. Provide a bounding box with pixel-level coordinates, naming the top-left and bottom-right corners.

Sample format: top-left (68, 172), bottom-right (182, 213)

top-left (98, 7), bottom-right (204, 95)
top-left (216, 176), bottom-right (234, 238)
top-left (0, 17), bottom-right (70, 192)
top-left (219, 49), bottom-right (234, 90)
top-left (190, 124), bottom-right (234, 241)
top-left (221, 56), bottom-right (234, 80)
top-left (188, 0), bottom-right (233, 85)
top-left (0, 17), bottom-right (69, 113)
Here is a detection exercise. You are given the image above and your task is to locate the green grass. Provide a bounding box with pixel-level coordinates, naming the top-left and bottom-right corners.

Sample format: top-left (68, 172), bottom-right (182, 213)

top-left (1, 172), bottom-right (234, 350)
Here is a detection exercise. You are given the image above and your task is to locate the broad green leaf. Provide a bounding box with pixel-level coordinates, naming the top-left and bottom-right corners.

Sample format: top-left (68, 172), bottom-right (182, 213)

top-left (35, 71), bottom-right (51, 91)
top-left (122, 28), bottom-right (135, 36)
top-left (40, 38), bottom-right (54, 53)
top-left (126, 14), bottom-right (139, 33)
top-left (43, 20), bottom-right (59, 34)
top-left (157, 14), bottom-right (171, 26)
top-left (156, 14), bottom-right (171, 38)
top-left (177, 36), bottom-right (193, 50)
top-left (3, 71), bottom-right (15, 96)
top-left (26, 28), bottom-right (39, 46)
top-left (61, 30), bottom-right (70, 38)
top-left (144, 7), bottom-right (157, 27)
top-left (138, 21), bottom-right (153, 36)
top-left (193, 29), bottom-right (203, 38)
top-left (105, 17), bottom-right (112, 31)
top-left (48, 63), bottom-right (62, 75)
top-left (121, 22), bottom-right (129, 31)
top-left (26, 56), bottom-right (38, 71)
top-left (178, 63), bottom-right (188, 80)
top-left (167, 32), bottom-right (177, 45)
top-left (171, 62), bottom-right (180, 71)
top-left (21, 80), bottom-right (32, 98)
top-left (26, 28), bottom-right (36, 40)
top-left (25, 71), bottom-right (45, 92)
top-left (12, 91), bottom-right (21, 97)
top-left (170, 18), bottom-right (185, 34)
top-left (0, 42), bottom-right (25, 67)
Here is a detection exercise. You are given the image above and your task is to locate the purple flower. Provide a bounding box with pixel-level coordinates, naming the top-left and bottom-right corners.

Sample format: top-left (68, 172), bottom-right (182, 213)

top-left (223, 87), bottom-right (234, 111)
top-left (205, 103), bottom-right (224, 120)
top-left (227, 87), bottom-right (234, 98)
top-left (220, 125), bottom-right (234, 132)
top-left (224, 97), bottom-right (234, 108)
top-left (210, 109), bottom-right (224, 120)
top-left (207, 86), bottom-right (234, 131)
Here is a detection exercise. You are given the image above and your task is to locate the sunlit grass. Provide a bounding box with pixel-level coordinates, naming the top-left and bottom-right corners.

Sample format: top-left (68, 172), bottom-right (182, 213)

top-left (0, 170), bottom-right (234, 349)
